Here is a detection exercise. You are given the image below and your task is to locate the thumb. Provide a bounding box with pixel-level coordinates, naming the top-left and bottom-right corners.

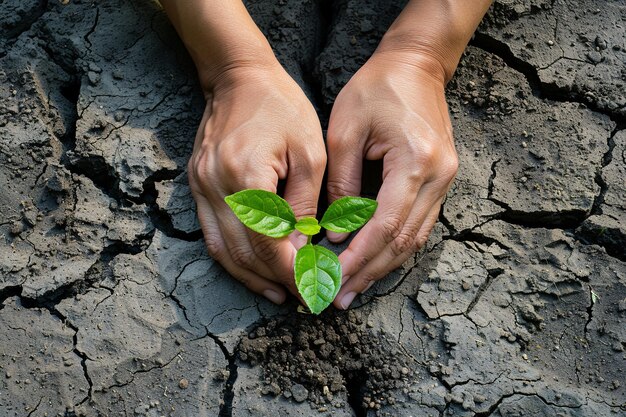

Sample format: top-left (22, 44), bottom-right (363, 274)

top-left (325, 127), bottom-right (364, 243)
top-left (284, 144), bottom-right (327, 246)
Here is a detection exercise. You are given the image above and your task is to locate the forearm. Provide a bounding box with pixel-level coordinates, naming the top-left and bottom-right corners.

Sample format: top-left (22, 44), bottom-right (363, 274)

top-left (160, 0), bottom-right (277, 92)
top-left (376, 0), bottom-right (492, 83)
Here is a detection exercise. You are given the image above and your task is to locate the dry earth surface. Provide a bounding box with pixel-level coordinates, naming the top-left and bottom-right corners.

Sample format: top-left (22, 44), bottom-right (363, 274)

top-left (1, 0), bottom-right (625, 416)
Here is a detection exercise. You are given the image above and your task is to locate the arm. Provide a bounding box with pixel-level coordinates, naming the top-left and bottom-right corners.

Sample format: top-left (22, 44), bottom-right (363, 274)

top-left (161, 0), bottom-right (327, 304)
top-left (160, 0), bottom-right (276, 93)
top-left (327, 0), bottom-right (492, 309)
top-left (376, 0), bottom-right (493, 83)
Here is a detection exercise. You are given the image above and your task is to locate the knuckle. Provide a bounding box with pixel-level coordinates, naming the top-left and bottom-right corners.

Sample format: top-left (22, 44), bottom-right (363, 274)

top-left (302, 146), bottom-right (327, 173)
top-left (326, 131), bottom-right (343, 152)
top-left (251, 236), bottom-right (280, 264)
top-left (359, 274), bottom-right (378, 289)
top-left (407, 139), bottom-right (437, 164)
top-left (190, 154), bottom-right (209, 186)
top-left (421, 144), bottom-right (438, 163)
top-left (345, 247), bottom-right (370, 271)
top-left (220, 155), bottom-right (241, 179)
top-left (356, 255), bottom-right (370, 270)
top-left (327, 179), bottom-right (355, 200)
top-left (204, 236), bottom-right (224, 260)
top-left (415, 235), bottom-right (429, 251)
top-left (379, 216), bottom-right (404, 244)
top-left (312, 152), bottom-right (327, 173)
top-left (405, 169), bottom-right (426, 190)
top-left (390, 232), bottom-right (414, 257)
top-left (231, 247), bottom-right (256, 268)
top-left (289, 200), bottom-right (317, 218)
top-left (439, 154), bottom-right (459, 182)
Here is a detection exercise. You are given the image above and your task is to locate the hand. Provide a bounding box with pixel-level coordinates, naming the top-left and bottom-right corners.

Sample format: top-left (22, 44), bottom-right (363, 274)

top-left (188, 62), bottom-right (326, 304)
top-left (326, 51), bottom-right (459, 310)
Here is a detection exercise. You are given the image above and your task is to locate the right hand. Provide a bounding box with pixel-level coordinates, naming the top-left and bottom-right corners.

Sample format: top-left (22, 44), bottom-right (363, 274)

top-left (188, 61), bottom-right (326, 304)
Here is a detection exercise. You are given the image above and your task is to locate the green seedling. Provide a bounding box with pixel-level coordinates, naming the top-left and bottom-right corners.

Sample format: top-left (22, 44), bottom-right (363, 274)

top-left (225, 189), bottom-right (377, 314)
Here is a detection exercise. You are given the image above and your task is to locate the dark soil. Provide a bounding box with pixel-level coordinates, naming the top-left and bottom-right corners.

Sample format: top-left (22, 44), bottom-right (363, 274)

top-left (239, 310), bottom-right (412, 412)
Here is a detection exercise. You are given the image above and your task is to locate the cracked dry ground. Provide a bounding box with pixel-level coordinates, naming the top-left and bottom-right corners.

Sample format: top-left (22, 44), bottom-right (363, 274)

top-left (0, 0), bottom-right (625, 416)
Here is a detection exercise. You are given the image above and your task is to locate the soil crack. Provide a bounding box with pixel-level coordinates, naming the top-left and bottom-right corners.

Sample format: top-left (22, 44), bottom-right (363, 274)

top-left (470, 32), bottom-right (625, 125)
top-left (203, 329), bottom-right (238, 417)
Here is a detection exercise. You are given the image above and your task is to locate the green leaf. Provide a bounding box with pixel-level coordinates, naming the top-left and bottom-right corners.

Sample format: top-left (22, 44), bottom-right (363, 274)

top-left (224, 189), bottom-right (296, 238)
top-left (320, 196), bottom-right (378, 233)
top-left (295, 217), bottom-right (321, 236)
top-left (294, 245), bottom-right (342, 314)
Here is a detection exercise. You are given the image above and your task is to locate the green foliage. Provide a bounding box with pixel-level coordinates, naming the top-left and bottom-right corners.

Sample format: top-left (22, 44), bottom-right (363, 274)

top-left (295, 217), bottom-right (321, 236)
top-left (225, 189), bottom-right (377, 314)
top-left (224, 189), bottom-right (296, 238)
top-left (320, 196), bottom-right (378, 233)
top-left (294, 245), bottom-right (342, 314)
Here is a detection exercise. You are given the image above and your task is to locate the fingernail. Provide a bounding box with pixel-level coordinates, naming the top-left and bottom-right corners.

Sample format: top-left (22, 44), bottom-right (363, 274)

top-left (340, 291), bottom-right (357, 310)
top-left (263, 289), bottom-right (283, 304)
top-left (328, 231), bottom-right (348, 243)
top-left (363, 281), bottom-right (374, 293)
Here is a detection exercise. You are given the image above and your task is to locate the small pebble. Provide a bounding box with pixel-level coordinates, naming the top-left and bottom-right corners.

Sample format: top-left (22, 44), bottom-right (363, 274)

top-left (178, 378), bottom-right (189, 389)
top-left (586, 50), bottom-right (602, 64)
top-left (291, 383), bottom-right (308, 402)
top-left (87, 71), bottom-right (100, 86)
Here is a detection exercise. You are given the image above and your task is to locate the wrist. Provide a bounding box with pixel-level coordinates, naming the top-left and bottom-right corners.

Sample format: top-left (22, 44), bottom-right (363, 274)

top-left (195, 41), bottom-right (280, 96)
top-left (373, 0), bottom-right (492, 84)
top-left (374, 33), bottom-right (457, 84)
top-left (366, 48), bottom-right (449, 87)
top-left (200, 53), bottom-right (282, 97)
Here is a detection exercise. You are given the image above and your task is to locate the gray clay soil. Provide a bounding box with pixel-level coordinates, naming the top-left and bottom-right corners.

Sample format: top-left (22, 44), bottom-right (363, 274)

top-left (1, 0), bottom-right (625, 416)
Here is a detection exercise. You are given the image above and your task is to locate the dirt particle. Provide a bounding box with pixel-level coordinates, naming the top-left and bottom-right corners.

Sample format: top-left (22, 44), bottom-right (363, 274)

top-left (178, 378), bottom-right (189, 389)
top-left (291, 383), bottom-right (308, 402)
top-left (213, 369), bottom-right (230, 382)
top-left (88, 71), bottom-right (101, 86)
top-left (9, 220), bottom-right (24, 236)
top-left (586, 50), bottom-right (603, 64)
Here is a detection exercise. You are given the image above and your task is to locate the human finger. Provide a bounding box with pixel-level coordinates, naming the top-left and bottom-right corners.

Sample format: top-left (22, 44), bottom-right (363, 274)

top-left (334, 187), bottom-right (441, 309)
top-left (338, 154), bottom-right (422, 282)
top-left (325, 121), bottom-right (365, 243)
top-left (194, 195), bottom-right (287, 304)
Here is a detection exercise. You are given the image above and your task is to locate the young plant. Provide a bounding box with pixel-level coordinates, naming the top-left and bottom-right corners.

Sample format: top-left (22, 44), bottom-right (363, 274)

top-left (225, 189), bottom-right (377, 314)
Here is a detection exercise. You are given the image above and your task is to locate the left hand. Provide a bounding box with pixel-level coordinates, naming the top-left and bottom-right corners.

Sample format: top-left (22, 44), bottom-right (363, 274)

top-left (326, 51), bottom-right (459, 310)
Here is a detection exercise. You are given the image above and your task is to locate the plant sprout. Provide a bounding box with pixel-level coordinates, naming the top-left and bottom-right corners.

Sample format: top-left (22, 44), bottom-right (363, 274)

top-left (225, 189), bottom-right (377, 314)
